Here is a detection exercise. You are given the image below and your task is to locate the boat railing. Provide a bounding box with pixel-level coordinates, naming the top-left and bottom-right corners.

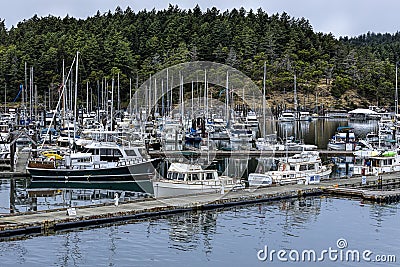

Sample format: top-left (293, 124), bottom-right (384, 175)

top-left (116, 157), bottom-right (146, 166)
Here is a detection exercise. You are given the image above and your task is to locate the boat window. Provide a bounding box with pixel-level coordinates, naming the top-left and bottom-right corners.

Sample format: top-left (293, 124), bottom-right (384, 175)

top-left (113, 149), bottom-right (122, 157)
top-left (308, 164), bottom-right (315, 170)
top-left (172, 172), bottom-right (178, 179)
top-left (206, 173), bottom-right (214, 180)
top-left (125, 150), bottom-right (138, 157)
top-left (299, 165), bottom-right (307, 171)
top-left (177, 173), bottom-right (185, 181)
top-left (167, 172), bottom-right (172, 179)
top-left (192, 174), bottom-right (199, 180)
top-left (290, 166), bottom-right (295, 171)
top-left (138, 148), bottom-right (145, 156)
top-left (384, 159), bottom-right (392, 165)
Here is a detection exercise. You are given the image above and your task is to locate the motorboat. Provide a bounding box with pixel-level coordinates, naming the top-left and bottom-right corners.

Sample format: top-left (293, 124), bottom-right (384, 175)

top-left (152, 163), bottom-right (244, 198)
top-left (27, 141), bottom-right (157, 182)
top-left (248, 151), bottom-right (331, 185)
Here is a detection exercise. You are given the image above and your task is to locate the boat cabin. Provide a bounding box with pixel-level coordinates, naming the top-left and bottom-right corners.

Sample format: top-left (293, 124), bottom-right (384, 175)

top-left (83, 142), bottom-right (145, 162)
top-left (354, 150), bottom-right (400, 175)
top-left (166, 163), bottom-right (218, 182)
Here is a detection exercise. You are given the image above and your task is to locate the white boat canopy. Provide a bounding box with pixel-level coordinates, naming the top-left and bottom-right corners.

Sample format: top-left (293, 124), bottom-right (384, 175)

top-left (348, 108), bottom-right (378, 115)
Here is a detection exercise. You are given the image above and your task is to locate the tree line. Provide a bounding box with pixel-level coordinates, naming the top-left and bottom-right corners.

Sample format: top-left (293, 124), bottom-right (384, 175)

top-left (0, 5), bottom-right (398, 110)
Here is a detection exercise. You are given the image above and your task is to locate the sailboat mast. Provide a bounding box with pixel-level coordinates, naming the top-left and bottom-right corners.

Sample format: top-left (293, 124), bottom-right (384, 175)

top-left (90, 83), bottom-right (93, 112)
top-left (34, 85), bottom-right (37, 121)
top-left (135, 73), bottom-right (138, 117)
top-left (154, 77), bottom-right (157, 115)
top-left (396, 62), bottom-right (398, 118)
top-left (166, 68), bottom-right (169, 116)
top-left (170, 75), bottom-right (173, 116)
top-left (23, 62), bottom-right (26, 110)
top-left (129, 78), bottom-right (132, 115)
top-left (117, 72), bottom-right (120, 112)
top-left (294, 73), bottom-right (298, 113)
top-left (181, 74), bottom-right (184, 122)
top-left (62, 59), bottom-right (65, 128)
top-left (162, 79), bottom-right (165, 116)
top-left (105, 78), bottom-right (108, 120)
top-left (29, 67), bottom-right (32, 121)
top-left (86, 81), bottom-right (89, 114)
top-left (149, 74), bottom-right (152, 118)
top-left (73, 51), bottom-right (79, 150)
top-left (191, 80), bottom-right (194, 118)
top-left (111, 78), bottom-right (114, 130)
top-left (263, 62), bottom-right (266, 138)
top-left (204, 69), bottom-right (207, 119)
top-left (226, 71), bottom-right (229, 125)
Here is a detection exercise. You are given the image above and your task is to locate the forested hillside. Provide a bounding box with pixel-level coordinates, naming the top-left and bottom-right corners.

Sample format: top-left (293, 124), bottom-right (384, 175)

top-left (0, 5), bottom-right (399, 110)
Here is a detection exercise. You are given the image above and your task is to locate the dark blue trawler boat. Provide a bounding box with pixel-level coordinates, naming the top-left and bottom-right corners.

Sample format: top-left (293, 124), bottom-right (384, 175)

top-left (27, 142), bottom-right (158, 185)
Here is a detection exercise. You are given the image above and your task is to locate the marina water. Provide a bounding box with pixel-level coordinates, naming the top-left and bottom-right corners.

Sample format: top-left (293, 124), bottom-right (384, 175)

top-left (0, 196), bottom-right (398, 266)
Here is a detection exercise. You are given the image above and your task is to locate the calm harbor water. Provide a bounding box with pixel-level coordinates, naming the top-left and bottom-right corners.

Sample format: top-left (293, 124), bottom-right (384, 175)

top-left (0, 196), bottom-right (398, 267)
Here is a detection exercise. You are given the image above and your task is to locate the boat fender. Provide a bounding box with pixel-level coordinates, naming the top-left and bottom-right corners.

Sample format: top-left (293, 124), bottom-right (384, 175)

top-left (282, 164), bottom-right (286, 171)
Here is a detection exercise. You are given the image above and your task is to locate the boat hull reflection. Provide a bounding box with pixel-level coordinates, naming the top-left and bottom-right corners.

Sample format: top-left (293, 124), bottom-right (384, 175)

top-left (29, 180), bottom-right (154, 195)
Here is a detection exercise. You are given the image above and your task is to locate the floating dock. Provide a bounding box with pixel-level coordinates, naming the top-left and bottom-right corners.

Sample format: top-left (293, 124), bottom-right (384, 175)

top-left (0, 173), bottom-right (399, 239)
top-left (324, 187), bottom-right (400, 202)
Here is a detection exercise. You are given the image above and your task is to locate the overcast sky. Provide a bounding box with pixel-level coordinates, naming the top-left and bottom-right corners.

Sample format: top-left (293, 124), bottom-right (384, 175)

top-left (0, 0), bottom-right (398, 38)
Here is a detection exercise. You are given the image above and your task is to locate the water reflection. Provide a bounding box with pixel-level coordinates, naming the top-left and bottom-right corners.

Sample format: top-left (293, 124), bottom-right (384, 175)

top-left (57, 232), bottom-right (83, 267)
top-left (0, 197), bottom-right (398, 267)
top-left (272, 197), bottom-right (322, 244)
top-left (348, 120), bottom-right (379, 137)
top-left (275, 118), bottom-right (378, 148)
top-left (275, 119), bottom-right (350, 148)
top-left (0, 179), bottom-right (151, 214)
top-left (167, 211), bottom-right (217, 253)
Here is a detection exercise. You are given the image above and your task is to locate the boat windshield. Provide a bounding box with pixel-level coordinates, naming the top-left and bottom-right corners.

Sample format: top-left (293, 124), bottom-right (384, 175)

top-left (205, 172), bottom-right (214, 180)
top-left (167, 172), bottom-right (185, 180)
